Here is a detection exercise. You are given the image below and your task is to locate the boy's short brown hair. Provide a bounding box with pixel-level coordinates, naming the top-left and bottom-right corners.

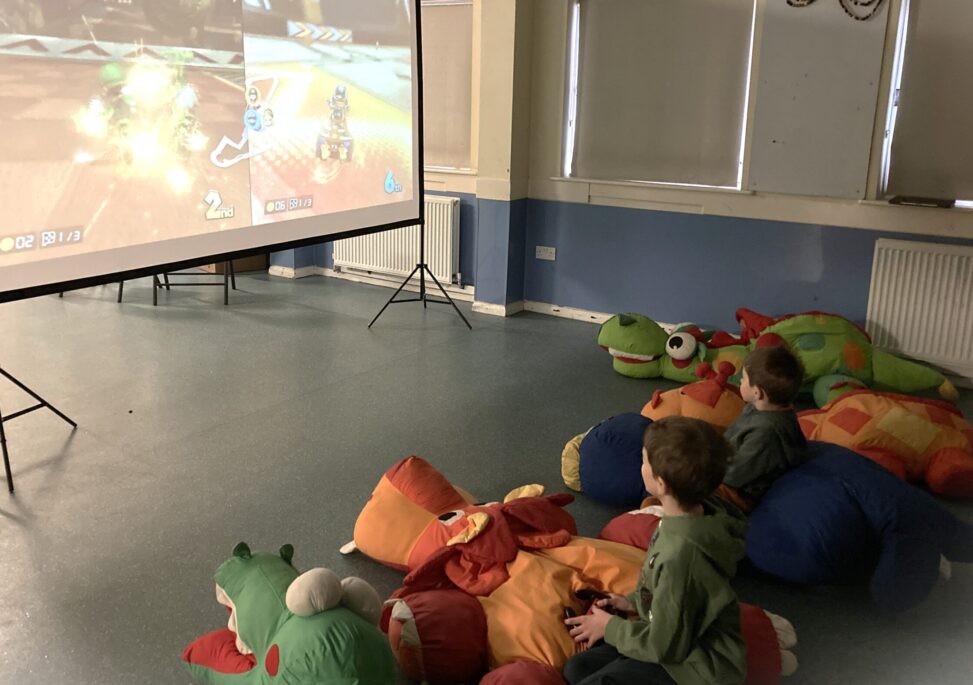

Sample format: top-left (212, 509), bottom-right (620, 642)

top-left (744, 344), bottom-right (804, 406)
top-left (643, 417), bottom-right (732, 507)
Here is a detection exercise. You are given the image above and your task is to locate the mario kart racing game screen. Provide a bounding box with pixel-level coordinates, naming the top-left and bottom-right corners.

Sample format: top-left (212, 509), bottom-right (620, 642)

top-left (0, 0), bottom-right (418, 298)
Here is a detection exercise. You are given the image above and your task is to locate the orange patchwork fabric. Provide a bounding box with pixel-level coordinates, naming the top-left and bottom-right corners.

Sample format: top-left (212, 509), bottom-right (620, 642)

top-left (800, 390), bottom-right (973, 499)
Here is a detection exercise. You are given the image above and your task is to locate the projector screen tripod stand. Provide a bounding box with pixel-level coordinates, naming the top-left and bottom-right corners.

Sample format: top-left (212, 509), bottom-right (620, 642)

top-left (367, 219), bottom-right (471, 330)
top-left (0, 367), bottom-right (77, 493)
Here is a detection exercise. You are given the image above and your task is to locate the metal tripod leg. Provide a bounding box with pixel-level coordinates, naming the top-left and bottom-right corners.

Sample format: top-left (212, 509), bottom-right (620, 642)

top-left (1, 402), bottom-right (12, 493)
top-left (367, 264), bottom-right (423, 328)
top-left (422, 265), bottom-right (472, 329)
top-left (0, 368), bottom-right (77, 494)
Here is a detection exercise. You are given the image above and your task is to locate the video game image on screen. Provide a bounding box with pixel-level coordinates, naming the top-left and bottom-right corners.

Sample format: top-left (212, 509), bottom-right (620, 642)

top-left (0, 0), bottom-right (252, 266)
top-left (0, 0), bottom-right (416, 270)
top-left (235, 0), bottom-right (414, 226)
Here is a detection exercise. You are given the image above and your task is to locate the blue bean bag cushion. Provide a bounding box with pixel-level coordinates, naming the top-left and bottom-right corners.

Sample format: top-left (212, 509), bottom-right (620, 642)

top-left (747, 441), bottom-right (973, 612)
top-left (579, 413), bottom-right (650, 507)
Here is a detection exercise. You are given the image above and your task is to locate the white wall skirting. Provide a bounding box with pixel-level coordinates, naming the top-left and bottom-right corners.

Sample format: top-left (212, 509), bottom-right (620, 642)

top-left (268, 265), bottom-right (321, 280)
top-left (521, 301), bottom-right (677, 332)
top-left (323, 268), bottom-right (475, 302)
top-left (472, 300), bottom-right (525, 317)
top-left (522, 301), bottom-right (612, 324)
top-left (270, 266), bottom-right (476, 302)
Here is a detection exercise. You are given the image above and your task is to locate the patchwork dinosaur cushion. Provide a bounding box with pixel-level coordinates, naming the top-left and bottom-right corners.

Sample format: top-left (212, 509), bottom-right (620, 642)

top-left (798, 390), bottom-right (973, 498)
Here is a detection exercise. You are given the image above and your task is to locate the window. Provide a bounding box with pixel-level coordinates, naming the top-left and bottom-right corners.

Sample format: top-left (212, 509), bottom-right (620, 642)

top-left (884, 0), bottom-right (973, 201)
top-left (421, 0), bottom-right (475, 170)
top-left (565, 0), bottom-right (756, 188)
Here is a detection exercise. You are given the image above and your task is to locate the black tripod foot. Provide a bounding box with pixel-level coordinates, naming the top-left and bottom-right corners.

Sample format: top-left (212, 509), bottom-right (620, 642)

top-left (368, 263), bottom-right (471, 329)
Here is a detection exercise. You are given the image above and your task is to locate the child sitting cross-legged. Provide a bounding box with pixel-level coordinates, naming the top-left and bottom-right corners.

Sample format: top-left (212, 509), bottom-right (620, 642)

top-left (563, 416), bottom-right (747, 685)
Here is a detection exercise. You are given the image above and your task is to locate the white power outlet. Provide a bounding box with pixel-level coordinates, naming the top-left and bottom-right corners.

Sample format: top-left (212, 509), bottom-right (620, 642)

top-left (535, 245), bottom-right (556, 261)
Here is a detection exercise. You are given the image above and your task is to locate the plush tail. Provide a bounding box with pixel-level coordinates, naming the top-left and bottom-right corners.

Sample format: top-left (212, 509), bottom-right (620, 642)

top-left (872, 349), bottom-right (949, 396)
top-left (939, 378), bottom-right (960, 403)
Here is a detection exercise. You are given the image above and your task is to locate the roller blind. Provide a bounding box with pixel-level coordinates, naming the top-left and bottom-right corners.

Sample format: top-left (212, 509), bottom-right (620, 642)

top-left (422, 1), bottom-right (474, 169)
top-left (570, 0), bottom-right (754, 187)
top-left (886, 0), bottom-right (973, 200)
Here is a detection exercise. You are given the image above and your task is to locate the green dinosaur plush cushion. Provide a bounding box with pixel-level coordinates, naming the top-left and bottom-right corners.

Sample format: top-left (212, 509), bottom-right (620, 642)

top-left (182, 543), bottom-right (396, 685)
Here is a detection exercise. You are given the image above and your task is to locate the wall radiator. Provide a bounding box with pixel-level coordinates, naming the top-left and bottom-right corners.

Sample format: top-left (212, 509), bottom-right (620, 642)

top-left (866, 239), bottom-right (973, 381)
top-left (333, 196), bottom-right (461, 285)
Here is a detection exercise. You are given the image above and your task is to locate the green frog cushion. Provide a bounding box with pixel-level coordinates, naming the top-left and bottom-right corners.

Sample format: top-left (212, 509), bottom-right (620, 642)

top-left (181, 542), bottom-right (396, 685)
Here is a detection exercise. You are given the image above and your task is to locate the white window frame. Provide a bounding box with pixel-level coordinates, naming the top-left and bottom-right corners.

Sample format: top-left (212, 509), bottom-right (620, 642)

top-left (561, 0), bottom-right (758, 192)
top-left (421, 0), bottom-right (478, 176)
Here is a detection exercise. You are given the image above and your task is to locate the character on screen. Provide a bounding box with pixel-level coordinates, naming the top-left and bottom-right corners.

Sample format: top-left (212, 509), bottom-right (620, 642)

top-left (330, 85), bottom-right (350, 115)
top-left (74, 56), bottom-right (207, 193)
top-left (317, 84), bottom-right (354, 162)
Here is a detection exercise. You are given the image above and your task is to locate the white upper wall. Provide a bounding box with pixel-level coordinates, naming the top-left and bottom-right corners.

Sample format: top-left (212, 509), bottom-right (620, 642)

top-left (427, 0), bottom-right (973, 240)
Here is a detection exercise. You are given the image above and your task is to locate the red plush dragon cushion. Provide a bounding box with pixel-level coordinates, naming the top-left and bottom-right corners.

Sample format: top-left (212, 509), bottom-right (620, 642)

top-left (351, 456), bottom-right (797, 685)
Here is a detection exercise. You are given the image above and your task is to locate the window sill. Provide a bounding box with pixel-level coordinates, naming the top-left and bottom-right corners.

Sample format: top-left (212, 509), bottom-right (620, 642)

top-left (425, 166), bottom-right (476, 175)
top-left (424, 168), bottom-right (477, 195)
top-left (530, 178), bottom-right (973, 240)
top-left (858, 199), bottom-right (973, 213)
top-left (553, 175), bottom-right (752, 196)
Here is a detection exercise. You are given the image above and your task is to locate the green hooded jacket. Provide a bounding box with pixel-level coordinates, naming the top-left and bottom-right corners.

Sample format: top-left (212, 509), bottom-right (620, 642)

top-left (604, 497), bottom-right (747, 685)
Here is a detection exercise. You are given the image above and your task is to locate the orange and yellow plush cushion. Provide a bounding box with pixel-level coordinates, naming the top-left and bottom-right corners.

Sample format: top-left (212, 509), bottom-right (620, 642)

top-left (799, 390), bottom-right (973, 498)
top-left (475, 538), bottom-right (644, 669)
top-left (353, 456), bottom-right (475, 570)
top-left (362, 456), bottom-right (788, 685)
top-left (641, 378), bottom-right (745, 432)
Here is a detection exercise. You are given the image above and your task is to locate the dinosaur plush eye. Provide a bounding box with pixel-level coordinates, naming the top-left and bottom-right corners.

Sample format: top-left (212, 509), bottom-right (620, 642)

top-left (438, 510), bottom-right (465, 526)
top-left (665, 332), bottom-right (697, 361)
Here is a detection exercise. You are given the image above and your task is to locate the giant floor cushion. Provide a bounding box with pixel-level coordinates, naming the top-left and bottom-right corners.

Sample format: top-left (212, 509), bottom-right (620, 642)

top-left (747, 442), bottom-right (973, 611)
top-left (182, 543), bottom-right (396, 685)
top-left (600, 442), bottom-right (973, 612)
top-left (578, 413), bottom-right (650, 507)
top-left (356, 456), bottom-right (792, 685)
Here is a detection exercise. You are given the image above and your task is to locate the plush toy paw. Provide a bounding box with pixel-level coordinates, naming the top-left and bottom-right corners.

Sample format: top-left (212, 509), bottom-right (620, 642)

top-left (779, 650), bottom-right (799, 677)
top-left (286, 568), bottom-right (343, 616)
top-left (766, 611), bottom-right (797, 650)
top-left (561, 431), bottom-right (587, 491)
top-left (340, 577), bottom-right (382, 625)
top-left (382, 590), bottom-right (489, 685)
top-left (285, 568), bottom-right (383, 625)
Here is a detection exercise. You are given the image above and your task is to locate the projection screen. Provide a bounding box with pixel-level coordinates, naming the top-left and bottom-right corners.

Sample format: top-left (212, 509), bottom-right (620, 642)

top-left (0, 0), bottom-right (421, 302)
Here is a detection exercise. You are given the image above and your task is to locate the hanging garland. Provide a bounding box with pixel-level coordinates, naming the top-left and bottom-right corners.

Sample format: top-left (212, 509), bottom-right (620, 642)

top-left (786, 0), bottom-right (887, 22)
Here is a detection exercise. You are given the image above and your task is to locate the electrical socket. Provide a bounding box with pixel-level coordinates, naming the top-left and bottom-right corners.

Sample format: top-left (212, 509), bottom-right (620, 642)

top-left (535, 245), bottom-right (556, 261)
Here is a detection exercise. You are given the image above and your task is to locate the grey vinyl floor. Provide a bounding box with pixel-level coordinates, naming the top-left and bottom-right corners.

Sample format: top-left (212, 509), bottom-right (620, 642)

top-left (1, 273), bottom-right (971, 685)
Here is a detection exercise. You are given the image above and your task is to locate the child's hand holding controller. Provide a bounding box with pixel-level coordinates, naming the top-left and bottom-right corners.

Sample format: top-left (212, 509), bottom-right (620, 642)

top-left (575, 588), bottom-right (634, 616)
top-left (594, 593), bottom-right (634, 615)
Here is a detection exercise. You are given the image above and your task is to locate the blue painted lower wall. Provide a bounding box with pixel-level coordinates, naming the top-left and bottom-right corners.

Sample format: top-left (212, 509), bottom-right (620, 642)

top-left (524, 200), bottom-right (973, 330)
top-left (273, 195), bottom-right (972, 327)
top-left (473, 198), bottom-right (527, 304)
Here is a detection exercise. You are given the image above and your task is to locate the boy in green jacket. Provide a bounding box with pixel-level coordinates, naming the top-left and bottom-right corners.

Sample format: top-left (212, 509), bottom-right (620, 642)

top-left (563, 416), bottom-right (747, 685)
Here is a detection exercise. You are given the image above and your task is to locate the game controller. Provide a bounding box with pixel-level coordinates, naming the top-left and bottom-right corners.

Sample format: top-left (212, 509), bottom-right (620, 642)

top-left (575, 588), bottom-right (628, 616)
